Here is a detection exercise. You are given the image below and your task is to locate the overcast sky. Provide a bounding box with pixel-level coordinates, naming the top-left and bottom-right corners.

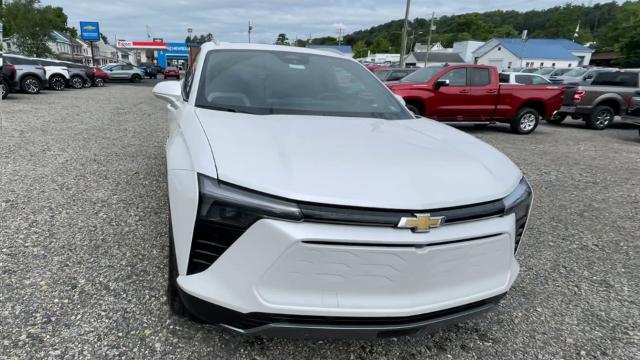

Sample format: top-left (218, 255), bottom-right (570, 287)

top-left (41, 0), bottom-right (606, 44)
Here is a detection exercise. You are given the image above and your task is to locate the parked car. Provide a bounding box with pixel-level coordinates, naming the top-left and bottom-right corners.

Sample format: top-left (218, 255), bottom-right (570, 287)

top-left (387, 64), bottom-right (564, 134)
top-left (533, 67), bottom-right (556, 77)
top-left (549, 67), bottom-right (617, 85)
top-left (373, 68), bottom-right (416, 82)
top-left (1, 59), bottom-right (17, 99)
top-left (551, 70), bottom-right (640, 129)
top-left (546, 68), bottom-right (572, 79)
top-left (93, 67), bottom-right (108, 86)
top-left (139, 64), bottom-right (158, 79)
top-left (3, 54), bottom-right (48, 94)
top-left (621, 90), bottom-right (640, 136)
top-left (519, 68), bottom-right (539, 74)
top-left (163, 66), bottom-right (180, 79)
top-left (499, 72), bottom-right (551, 85)
top-left (152, 43), bottom-right (533, 337)
top-left (103, 64), bottom-right (145, 82)
top-left (34, 59), bottom-right (70, 91)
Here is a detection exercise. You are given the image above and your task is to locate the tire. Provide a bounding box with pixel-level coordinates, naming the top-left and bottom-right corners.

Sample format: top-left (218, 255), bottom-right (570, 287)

top-left (70, 76), bottom-right (84, 89)
top-left (176, 76), bottom-right (180, 80)
top-left (548, 112), bottom-right (565, 124)
top-left (83, 79), bottom-right (92, 88)
top-left (406, 104), bottom-right (421, 116)
top-left (49, 75), bottom-right (67, 91)
top-left (21, 76), bottom-right (42, 94)
top-left (586, 105), bottom-right (614, 130)
top-left (167, 224), bottom-right (196, 319)
top-left (131, 74), bottom-right (141, 83)
top-left (1, 82), bottom-right (8, 99)
top-left (95, 78), bottom-right (105, 87)
top-left (511, 107), bottom-right (540, 134)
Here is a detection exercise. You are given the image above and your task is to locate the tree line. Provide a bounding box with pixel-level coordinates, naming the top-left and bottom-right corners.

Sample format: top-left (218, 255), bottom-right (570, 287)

top-left (311, 1), bottom-right (640, 66)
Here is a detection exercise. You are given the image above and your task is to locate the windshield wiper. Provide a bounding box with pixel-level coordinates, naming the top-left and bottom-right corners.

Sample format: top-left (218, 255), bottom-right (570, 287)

top-left (197, 105), bottom-right (254, 114)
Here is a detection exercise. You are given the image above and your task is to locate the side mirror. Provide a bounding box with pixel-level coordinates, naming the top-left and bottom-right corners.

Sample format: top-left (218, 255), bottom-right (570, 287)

top-left (152, 81), bottom-right (182, 108)
top-left (394, 94), bottom-right (406, 105)
top-left (434, 79), bottom-right (450, 90)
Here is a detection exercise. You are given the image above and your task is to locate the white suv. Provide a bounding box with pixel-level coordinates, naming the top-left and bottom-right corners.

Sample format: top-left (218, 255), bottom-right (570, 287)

top-left (35, 58), bottom-right (70, 91)
top-left (152, 43), bottom-right (533, 338)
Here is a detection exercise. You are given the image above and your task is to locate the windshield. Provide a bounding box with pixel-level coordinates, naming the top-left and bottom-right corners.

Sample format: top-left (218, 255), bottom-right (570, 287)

top-left (400, 66), bottom-right (444, 83)
top-left (372, 69), bottom-right (391, 80)
top-left (195, 50), bottom-right (412, 120)
top-left (535, 68), bottom-right (554, 75)
top-left (563, 68), bottom-right (588, 77)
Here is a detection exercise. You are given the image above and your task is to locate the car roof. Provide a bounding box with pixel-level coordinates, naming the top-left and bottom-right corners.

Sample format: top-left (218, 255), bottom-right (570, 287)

top-left (200, 42), bottom-right (354, 61)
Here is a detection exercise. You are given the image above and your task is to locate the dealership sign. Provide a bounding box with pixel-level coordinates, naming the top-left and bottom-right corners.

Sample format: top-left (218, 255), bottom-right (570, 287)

top-left (116, 40), bottom-right (167, 50)
top-left (80, 21), bottom-right (100, 41)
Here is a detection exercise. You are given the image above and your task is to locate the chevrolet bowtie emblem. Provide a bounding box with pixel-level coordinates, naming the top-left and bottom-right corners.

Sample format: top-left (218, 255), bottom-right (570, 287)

top-left (397, 213), bottom-right (445, 233)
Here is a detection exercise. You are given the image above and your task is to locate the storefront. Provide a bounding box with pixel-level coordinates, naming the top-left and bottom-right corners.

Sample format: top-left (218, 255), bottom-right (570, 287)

top-left (157, 42), bottom-right (190, 69)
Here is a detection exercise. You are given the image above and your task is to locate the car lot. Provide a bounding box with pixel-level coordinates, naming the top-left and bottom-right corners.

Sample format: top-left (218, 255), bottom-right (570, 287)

top-left (1, 82), bottom-right (638, 359)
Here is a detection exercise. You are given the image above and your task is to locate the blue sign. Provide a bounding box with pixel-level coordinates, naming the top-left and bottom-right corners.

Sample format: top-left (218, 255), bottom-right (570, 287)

top-left (157, 42), bottom-right (190, 68)
top-left (80, 21), bottom-right (100, 41)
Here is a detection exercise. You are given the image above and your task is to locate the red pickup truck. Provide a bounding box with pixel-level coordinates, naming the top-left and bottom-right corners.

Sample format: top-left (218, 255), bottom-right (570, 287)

top-left (387, 64), bottom-right (564, 134)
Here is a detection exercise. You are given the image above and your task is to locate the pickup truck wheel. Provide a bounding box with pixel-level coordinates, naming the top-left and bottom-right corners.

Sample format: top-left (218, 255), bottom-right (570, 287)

top-left (406, 104), bottom-right (421, 116)
top-left (511, 107), bottom-right (539, 134)
top-left (587, 105), bottom-right (614, 130)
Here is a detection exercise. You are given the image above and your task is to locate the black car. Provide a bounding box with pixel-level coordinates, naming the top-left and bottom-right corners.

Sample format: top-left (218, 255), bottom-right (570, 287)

top-left (2, 61), bottom-right (17, 99)
top-left (372, 68), bottom-right (417, 82)
top-left (139, 64), bottom-right (159, 79)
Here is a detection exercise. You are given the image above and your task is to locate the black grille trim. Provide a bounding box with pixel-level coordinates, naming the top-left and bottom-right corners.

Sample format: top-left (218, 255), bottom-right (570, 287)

top-left (302, 233), bottom-right (503, 248)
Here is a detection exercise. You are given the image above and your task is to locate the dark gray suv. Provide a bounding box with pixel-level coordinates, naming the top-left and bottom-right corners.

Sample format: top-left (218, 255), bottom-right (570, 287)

top-left (4, 54), bottom-right (48, 94)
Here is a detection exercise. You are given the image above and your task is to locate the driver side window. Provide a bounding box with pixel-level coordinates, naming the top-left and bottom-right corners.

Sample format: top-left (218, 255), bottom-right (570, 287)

top-left (438, 68), bottom-right (467, 86)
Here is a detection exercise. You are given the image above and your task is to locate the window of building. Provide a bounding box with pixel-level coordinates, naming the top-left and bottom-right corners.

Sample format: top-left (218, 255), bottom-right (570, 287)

top-left (540, 62), bottom-right (544, 67)
top-left (552, 63), bottom-right (556, 67)
top-left (568, 64), bottom-right (572, 67)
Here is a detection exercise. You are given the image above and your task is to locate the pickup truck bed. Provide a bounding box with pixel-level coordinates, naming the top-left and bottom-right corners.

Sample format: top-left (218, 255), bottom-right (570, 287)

top-left (387, 64), bottom-right (564, 134)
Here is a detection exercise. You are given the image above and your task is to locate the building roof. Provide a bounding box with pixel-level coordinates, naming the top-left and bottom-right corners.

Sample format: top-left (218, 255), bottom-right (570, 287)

top-left (50, 31), bottom-right (73, 44)
top-left (474, 38), bottom-right (592, 61)
top-left (307, 45), bottom-right (353, 54)
top-left (410, 51), bottom-right (465, 63)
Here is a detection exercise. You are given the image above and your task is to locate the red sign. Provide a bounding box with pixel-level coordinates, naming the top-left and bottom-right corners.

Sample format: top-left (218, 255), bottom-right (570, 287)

top-left (117, 40), bottom-right (167, 49)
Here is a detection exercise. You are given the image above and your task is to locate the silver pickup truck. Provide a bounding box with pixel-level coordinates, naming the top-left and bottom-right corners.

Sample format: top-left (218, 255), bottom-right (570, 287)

top-left (549, 70), bottom-right (640, 130)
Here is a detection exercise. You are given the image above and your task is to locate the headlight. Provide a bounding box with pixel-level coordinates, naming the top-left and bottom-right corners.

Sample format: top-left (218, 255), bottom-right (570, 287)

top-left (502, 177), bottom-right (533, 253)
top-left (198, 174), bottom-right (302, 227)
top-left (188, 174), bottom-right (303, 274)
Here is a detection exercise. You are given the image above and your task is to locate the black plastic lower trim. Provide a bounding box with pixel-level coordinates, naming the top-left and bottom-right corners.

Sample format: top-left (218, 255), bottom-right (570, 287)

top-left (179, 289), bottom-right (506, 338)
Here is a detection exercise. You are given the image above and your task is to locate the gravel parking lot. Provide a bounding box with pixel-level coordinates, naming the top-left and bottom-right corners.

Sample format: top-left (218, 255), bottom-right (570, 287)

top-left (1, 83), bottom-right (638, 359)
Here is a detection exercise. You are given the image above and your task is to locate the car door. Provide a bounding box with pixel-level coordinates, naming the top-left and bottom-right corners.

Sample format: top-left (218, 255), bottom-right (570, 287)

top-left (429, 67), bottom-right (469, 120)
top-left (121, 65), bottom-right (134, 79)
top-left (466, 67), bottom-right (498, 120)
top-left (106, 65), bottom-right (122, 79)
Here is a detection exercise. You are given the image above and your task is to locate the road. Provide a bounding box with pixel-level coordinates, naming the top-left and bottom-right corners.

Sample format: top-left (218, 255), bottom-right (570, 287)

top-left (1, 82), bottom-right (638, 359)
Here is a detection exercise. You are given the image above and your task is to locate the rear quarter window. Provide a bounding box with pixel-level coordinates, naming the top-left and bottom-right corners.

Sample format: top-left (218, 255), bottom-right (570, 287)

top-left (592, 72), bottom-right (639, 87)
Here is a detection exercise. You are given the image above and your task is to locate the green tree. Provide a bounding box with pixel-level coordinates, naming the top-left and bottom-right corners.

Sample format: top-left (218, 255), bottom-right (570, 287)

top-left (352, 40), bottom-right (369, 58)
top-left (100, 32), bottom-right (109, 44)
top-left (599, 1), bottom-right (640, 66)
top-left (371, 36), bottom-right (391, 53)
top-left (3, 0), bottom-right (75, 57)
top-left (275, 33), bottom-right (289, 45)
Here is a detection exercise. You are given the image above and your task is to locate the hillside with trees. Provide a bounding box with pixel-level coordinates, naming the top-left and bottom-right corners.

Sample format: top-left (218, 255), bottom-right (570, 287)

top-left (310, 1), bottom-right (640, 66)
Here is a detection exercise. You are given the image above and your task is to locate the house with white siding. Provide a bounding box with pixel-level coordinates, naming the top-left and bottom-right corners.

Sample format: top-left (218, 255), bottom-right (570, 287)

top-left (473, 38), bottom-right (594, 71)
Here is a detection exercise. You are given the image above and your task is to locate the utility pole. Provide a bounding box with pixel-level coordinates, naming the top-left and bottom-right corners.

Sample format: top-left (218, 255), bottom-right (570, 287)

top-left (424, 12), bottom-right (435, 68)
top-left (399, 0), bottom-right (411, 68)
top-left (336, 26), bottom-right (343, 45)
top-left (248, 21), bottom-right (253, 43)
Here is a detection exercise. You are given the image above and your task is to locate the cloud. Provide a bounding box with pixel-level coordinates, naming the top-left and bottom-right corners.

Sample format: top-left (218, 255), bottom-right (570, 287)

top-left (41, 0), bottom-right (607, 44)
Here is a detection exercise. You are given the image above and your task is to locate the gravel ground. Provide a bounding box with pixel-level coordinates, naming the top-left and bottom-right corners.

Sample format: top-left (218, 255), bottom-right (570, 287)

top-left (1, 83), bottom-right (639, 359)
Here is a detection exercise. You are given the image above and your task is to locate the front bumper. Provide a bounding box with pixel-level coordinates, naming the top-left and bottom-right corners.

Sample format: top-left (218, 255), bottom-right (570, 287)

top-left (177, 214), bottom-right (520, 337)
top-left (180, 288), bottom-right (506, 338)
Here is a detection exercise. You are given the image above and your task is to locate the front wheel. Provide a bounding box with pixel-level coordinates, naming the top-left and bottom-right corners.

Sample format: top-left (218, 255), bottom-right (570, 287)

top-left (94, 78), bottom-right (105, 87)
top-left (83, 79), bottom-right (92, 88)
top-left (1, 82), bottom-right (8, 99)
top-left (70, 76), bottom-right (84, 89)
top-left (131, 74), bottom-right (141, 83)
top-left (49, 75), bottom-right (66, 91)
top-left (511, 107), bottom-right (540, 134)
top-left (586, 105), bottom-right (614, 130)
top-left (406, 104), bottom-right (421, 116)
top-left (21, 76), bottom-right (41, 94)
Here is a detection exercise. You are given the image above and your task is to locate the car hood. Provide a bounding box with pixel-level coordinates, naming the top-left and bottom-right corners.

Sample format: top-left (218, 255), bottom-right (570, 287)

top-left (194, 109), bottom-right (522, 209)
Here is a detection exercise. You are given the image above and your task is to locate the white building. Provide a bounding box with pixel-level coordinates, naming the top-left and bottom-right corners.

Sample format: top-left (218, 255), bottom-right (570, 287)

top-left (473, 38), bottom-right (594, 71)
top-left (360, 53), bottom-right (401, 64)
top-left (405, 51), bottom-right (465, 67)
top-left (452, 41), bottom-right (485, 63)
